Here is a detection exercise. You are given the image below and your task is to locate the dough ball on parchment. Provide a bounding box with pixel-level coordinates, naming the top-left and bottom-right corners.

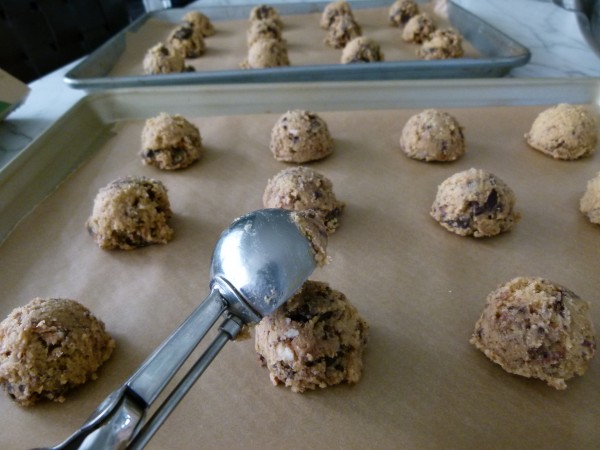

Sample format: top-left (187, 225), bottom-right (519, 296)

top-left (249, 4), bottom-right (283, 29)
top-left (470, 277), bottom-right (596, 390)
top-left (0, 298), bottom-right (115, 406)
top-left (324, 14), bottom-right (362, 49)
top-left (182, 11), bottom-right (215, 37)
top-left (255, 280), bottom-right (368, 393)
top-left (143, 42), bottom-right (186, 75)
top-left (430, 168), bottom-right (520, 238)
top-left (525, 103), bottom-right (598, 160)
top-left (247, 18), bottom-right (285, 47)
top-left (86, 176), bottom-right (173, 250)
top-left (167, 24), bottom-right (205, 58)
top-left (341, 36), bottom-right (384, 64)
top-left (402, 13), bottom-right (436, 44)
top-left (241, 38), bottom-right (289, 69)
top-left (400, 109), bottom-right (465, 162)
top-left (580, 171), bottom-right (600, 224)
top-left (141, 112), bottom-right (203, 170)
top-left (417, 28), bottom-right (464, 60)
top-left (320, 0), bottom-right (355, 30)
top-left (388, 0), bottom-right (420, 27)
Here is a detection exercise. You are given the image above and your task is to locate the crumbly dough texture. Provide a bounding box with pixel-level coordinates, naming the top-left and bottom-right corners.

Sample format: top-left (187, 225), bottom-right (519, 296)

top-left (269, 109), bottom-right (334, 163)
top-left (580, 171), bottom-right (600, 224)
top-left (388, 0), bottom-right (420, 26)
top-left (525, 103), bottom-right (598, 160)
top-left (430, 168), bottom-right (520, 237)
top-left (86, 176), bottom-right (174, 250)
top-left (0, 298), bottom-right (115, 406)
top-left (263, 166), bottom-right (345, 234)
top-left (291, 210), bottom-right (329, 267)
top-left (241, 38), bottom-right (289, 68)
top-left (324, 14), bottom-right (362, 49)
top-left (182, 11), bottom-right (215, 37)
top-left (143, 42), bottom-right (186, 75)
top-left (470, 277), bottom-right (596, 390)
top-left (247, 18), bottom-right (284, 47)
top-left (341, 36), bottom-right (384, 64)
top-left (320, 1), bottom-right (355, 30)
top-left (167, 24), bottom-right (205, 58)
top-left (249, 4), bottom-right (283, 29)
top-left (255, 280), bottom-right (368, 393)
top-left (400, 109), bottom-right (465, 162)
top-left (417, 28), bottom-right (464, 60)
top-left (402, 13), bottom-right (436, 44)
top-left (140, 112), bottom-right (203, 170)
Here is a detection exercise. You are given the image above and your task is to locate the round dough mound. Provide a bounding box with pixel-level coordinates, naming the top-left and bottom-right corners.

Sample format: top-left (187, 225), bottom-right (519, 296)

top-left (402, 13), bottom-right (436, 44)
top-left (241, 38), bottom-right (289, 68)
top-left (86, 176), bottom-right (174, 250)
top-left (141, 112), bottom-right (203, 170)
top-left (470, 277), bottom-right (596, 390)
top-left (247, 18), bottom-right (284, 47)
top-left (417, 28), bottom-right (464, 60)
top-left (324, 14), bottom-right (362, 49)
top-left (263, 166), bottom-right (345, 234)
top-left (182, 11), bottom-right (215, 37)
top-left (430, 168), bottom-right (520, 238)
top-left (291, 210), bottom-right (329, 267)
top-left (269, 109), bottom-right (334, 163)
top-left (580, 171), bottom-right (600, 224)
top-left (525, 103), bottom-right (598, 160)
top-left (0, 298), bottom-right (115, 406)
top-left (168, 24), bottom-right (205, 58)
top-left (400, 109), bottom-right (465, 162)
top-left (341, 36), bottom-right (384, 64)
top-left (249, 4), bottom-right (283, 29)
top-left (320, 1), bottom-right (354, 30)
top-left (143, 42), bottom-right (186, 75)
top-left (388, 0), bottom-right (420, 26)
top-left (255, 280), bottom-right (368, 393)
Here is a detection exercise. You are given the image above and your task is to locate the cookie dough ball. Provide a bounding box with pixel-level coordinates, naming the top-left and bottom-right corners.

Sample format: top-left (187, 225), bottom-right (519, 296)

top-left (417, 28), bottom-right (464, 60)
top-left (525, 104), bottom-right (598, 160)
top-left (143, 42), bottom-right (186, 75)
top-left (182, 11), bottom-right (215, 37)
top-left (324, 14), bottom-right (362, 49)
top-left (86, 176), bottom-right (174, 250)
top-left (470, 277), bottom-right (596, 390)
top-left (255, 280), bottom-right (368, 393)
top-left (263, 166), bottom-right (345, 234)
top-left (320, 1), bottom-right (354, 30)
top-left (241, 38), bottom-right (289, 69)
top-left (140, 112), bottom-right (203, 170)
top-left (249, 4), bottom-right (283, 30)
top-left (341, 36), bottom-right (384, 64)
top-left (291, 210), bottom-right (329, 267)
top-left (402, 13), bottom-right (436, 44)
top-left (247, 18), bottom-right (284, 47)
top-left (389, 0), bottom-right (420, 26)
top-left (580, 172), bottom-right (600, 224)
top-left (167, 24), bottom-right (205, 58)
top-left (400, 109), bottom-right (465, 162)
top-left (269, 109), bottom-right (334, 163)
top-left (430, 168), bottom-right (520, 238)
top-left (0, 298), bottom-right (115, 406)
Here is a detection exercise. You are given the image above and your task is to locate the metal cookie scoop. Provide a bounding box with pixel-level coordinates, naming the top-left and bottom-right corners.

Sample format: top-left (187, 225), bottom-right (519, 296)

top-left (43, 208), bottom-right (323, 450)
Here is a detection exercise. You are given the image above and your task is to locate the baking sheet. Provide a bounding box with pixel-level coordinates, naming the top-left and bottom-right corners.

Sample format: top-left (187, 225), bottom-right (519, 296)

top-left (64, 1), bottom-right (531, 89)
top-left (1, 79), bottom-right (600, 449)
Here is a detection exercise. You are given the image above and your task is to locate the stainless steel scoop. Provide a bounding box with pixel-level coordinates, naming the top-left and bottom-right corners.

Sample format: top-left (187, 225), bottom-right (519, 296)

top-left (43, 208), bottom-right (321, 450)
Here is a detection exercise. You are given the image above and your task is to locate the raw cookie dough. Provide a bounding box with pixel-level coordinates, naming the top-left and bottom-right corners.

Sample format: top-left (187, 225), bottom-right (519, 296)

top-left (140, 112), bottom-right (203, 170)
top-left (249, 4), bottom-right (283, 29)
top-left (341, 36), bottom-right (384, 64)
top-left (143, 42), bottom-right (186, 75)
top-left (291, 210), bottom-right (329, 267)
top-left (524, 103), bottom-right (598, 160)
top-left (320, 1), bottom-right (355, 30)
top-left (0, 298), bottom-right (115, 406)
top-left (255, 280), bottom-right (368, 393)
top-left (417, 28), bottom-right (464, 60)
top-left (399, 109), bottom-right (465, 162)
top-left (182, 11), bottom-right (215, 37)
top-left (269, 109), bottom-right (334, 163)
top-left (167, 24), bottom-right (205, 58)
top-left (402, 13), bottom-right (436, 44)
top-left (470, 277), bottom-right (596, 390)
top-left (247, 18), bottom-right (284, 47)
top-left (324, 14), bottom-right (362, 49)
top-left (388, 0), bottom-right (420, 26)
top-left (86, 176), bottom-right (174, 250)
top-left (263, 166), bottom-right (345, 234)
top-left (241, 38), bottom-right (290, 68)
top-left (580, 172), bottom-right (600, 224)
top-left (430, 168), bottom-right (520, 237)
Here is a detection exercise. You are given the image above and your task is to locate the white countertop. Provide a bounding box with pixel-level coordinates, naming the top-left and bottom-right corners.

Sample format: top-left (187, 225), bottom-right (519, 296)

top-left (1, 0), bottom-right (599, 169)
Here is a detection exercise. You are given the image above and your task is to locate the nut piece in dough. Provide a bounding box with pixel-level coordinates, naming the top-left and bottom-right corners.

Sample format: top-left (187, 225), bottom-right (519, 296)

top-left (247, 18), bottom-right (284, 47)
top-left (143, 42), bottom-right (186, 75)
top-left (400, 109), bottom-right (465, 162)
top-left (241, 38), bottom-right (289, 69)
top-left (255, 280), bottom-right (368, 393)
top-left (0, 298), bottom-right (115, 406)
top-left (470, 277), bottom-right (596, 390)
top-left (580, 171), bottom-right (600, 224)
top-left (525, 103), bottom-right (598, 160)
top-left (324, 14), bottom-right (362, 49)
top-left (167, 24), bottom-right (205, 58)
top-left (269, 109), bottom-right (334, 163)
top-left (417, 28), bottom-right (464, 60)
top-left (320, 1), bottom-right (355, 30)
top-left (263, 166), bottom-right (345, 234)
top-left (182, 11), bottom-right (215, 37)
top-left (402, 13), bottom-right (436, 44)
top-left (249, 4), bottom-right (283, 30)
top-left (140, 112), bottom-right (203, 170)
top-left (341, 36), bottom-right (384, 64)
top-left (388, 0), bottom-right (420, 27)
top-left (430, 168), bottom-right (520, 238)
top-left (86, 176), bottom-right (174, 250)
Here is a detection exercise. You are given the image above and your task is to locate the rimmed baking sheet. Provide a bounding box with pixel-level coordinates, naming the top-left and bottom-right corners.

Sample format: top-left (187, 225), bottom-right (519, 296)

top-left (64, 0), bottom-right (530, 89)
top-left (1, 78), bottom-right (599, 449)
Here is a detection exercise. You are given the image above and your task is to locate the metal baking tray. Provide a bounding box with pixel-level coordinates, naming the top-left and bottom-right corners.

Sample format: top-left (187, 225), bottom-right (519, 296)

top-left (63, 0), bottom-right (531, 89)
top-left (554, 0), bottom-right (600, 58)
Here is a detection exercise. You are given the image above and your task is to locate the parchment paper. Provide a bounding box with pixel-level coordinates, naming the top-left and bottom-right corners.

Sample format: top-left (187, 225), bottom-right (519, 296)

top-left (1, 104), bottom-right (599, 449)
